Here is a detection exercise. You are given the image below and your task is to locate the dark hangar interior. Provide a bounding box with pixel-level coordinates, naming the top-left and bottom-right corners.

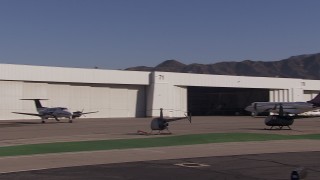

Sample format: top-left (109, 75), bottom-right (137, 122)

top-left (187, 87), bottom-right (269, 116)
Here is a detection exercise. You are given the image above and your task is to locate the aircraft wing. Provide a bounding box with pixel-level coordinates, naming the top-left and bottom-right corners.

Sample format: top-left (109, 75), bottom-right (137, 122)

top-left (12, 112), bottom-right (42, 117)
top-left (81, 111), bottom-right (99, 115)
top-left (72, 111), bottom-right (99, 118)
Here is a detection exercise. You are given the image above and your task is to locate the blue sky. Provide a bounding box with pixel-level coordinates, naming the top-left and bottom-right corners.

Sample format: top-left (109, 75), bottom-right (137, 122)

top-left (0, 0), bottom-right (320, 69)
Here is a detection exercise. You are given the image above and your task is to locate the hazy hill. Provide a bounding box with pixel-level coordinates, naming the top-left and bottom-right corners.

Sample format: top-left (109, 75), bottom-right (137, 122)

top-left (126, 53), bottom-right (320, 80)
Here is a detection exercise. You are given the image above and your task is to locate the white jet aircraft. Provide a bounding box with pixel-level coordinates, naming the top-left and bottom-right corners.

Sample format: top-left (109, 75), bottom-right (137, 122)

top-left (245, 93), bottom-right (320, 129)
top-left (12, 99), bottom-right (98, 123)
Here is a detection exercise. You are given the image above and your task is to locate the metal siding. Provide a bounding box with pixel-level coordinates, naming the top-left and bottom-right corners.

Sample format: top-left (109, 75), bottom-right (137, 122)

top-left (0, 64), bottom-right (150, 85)
top-left (0, 81), bottom-right (22, 119)
top-left (109, 86), bottom-right (126, 117)
top-left (47, 84), bottom-right (71, 108)
top-left (21, 82), bottom-right (49, 118)
top-left (1, 80), bottom-right (146, 120)
top-left (303, 90), bottom-right (320, 101)
top-left (69, 85), bottom-right (91, 111)
top-left (126, 86), bottom-right (146, 117)
top-left (173, 86), bottom-right (187, 117)
top-left (88, 86), bottom-right (110, 118)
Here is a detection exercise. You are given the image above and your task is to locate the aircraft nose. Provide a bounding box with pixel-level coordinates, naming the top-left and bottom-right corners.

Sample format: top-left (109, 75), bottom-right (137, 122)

top-left (245, 105), bottom-right (253, 112)
top-left (66, 111), bottom-right (72, 116)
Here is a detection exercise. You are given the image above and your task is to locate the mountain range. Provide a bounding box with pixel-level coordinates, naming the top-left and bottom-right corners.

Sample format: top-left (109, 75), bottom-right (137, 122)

top-left (126, 53), bottom-right (320, 80)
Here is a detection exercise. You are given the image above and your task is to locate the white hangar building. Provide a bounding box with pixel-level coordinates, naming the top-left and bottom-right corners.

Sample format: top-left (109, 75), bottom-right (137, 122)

top-left (1, 63), bottom-right (320, 120)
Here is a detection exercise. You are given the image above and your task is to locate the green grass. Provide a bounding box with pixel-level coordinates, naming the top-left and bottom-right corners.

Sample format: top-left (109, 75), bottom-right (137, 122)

top-left (0, 133), bottom-right (319, 157)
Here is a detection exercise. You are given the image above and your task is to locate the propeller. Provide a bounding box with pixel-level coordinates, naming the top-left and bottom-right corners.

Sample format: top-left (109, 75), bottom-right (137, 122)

top-left (72, 109), bottom-right (84, 119)
top-left (72, 109), bottom-right (99, 119)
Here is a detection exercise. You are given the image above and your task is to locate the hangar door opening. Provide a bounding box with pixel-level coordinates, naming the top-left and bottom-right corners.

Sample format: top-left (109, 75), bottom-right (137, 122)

top-left (188, 87), bottom-right (269, 116)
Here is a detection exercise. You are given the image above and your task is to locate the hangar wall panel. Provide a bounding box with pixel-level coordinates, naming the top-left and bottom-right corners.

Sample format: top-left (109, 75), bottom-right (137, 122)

top-left (86, 86), bottom-right (110, 118)
top-left (172, 86), bottom-right (187, 117)
top-left (146, 72), bottom-right (187, 117)
top-left (109, 86), bottom-right (128, 117)
top-left (0, 81), bottom-right (22, 119)
top-left (47, 84), bottom-right (71, 107)
top-left (1, 80), bottom-right (146, 120)
top-left (147, 82), bottom-right (170, 117)
top-left (304, 90), bottom-right (320, 101)
top-left (126, 86), bottom-right (146, 117)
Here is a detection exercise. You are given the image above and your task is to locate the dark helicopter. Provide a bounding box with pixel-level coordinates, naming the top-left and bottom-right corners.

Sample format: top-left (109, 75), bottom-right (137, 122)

top-left (148, 108), bottom-right (191, 134)
top-left (245, 92), bottom-right (320, 130)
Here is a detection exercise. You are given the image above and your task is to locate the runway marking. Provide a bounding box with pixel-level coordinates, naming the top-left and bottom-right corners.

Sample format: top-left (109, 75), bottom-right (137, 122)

top-left (175, 162), bottom-right (210, 168)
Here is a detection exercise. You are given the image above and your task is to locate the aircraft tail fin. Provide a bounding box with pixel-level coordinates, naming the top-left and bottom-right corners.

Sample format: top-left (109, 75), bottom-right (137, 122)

top-left (20, 99), bottom-right (48, 109)
top-left (307, 93), bottom-right (320, 106)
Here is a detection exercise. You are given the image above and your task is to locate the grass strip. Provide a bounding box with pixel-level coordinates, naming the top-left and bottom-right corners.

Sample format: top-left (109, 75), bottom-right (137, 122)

top-left (0, 133), bottom-right (319, 157)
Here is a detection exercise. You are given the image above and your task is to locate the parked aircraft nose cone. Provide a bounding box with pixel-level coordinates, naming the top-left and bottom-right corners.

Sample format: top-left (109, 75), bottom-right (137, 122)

top-left (245, 105), bottom-right (253, 112)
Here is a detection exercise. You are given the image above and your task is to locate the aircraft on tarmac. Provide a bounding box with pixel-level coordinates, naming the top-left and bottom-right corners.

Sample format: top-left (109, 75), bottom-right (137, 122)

top-left (148, 108), bottom-right (191, 134)
top-left (12, 99), bottom-right (98, 123)
top-left (245, 93), bottom-right (320, 129)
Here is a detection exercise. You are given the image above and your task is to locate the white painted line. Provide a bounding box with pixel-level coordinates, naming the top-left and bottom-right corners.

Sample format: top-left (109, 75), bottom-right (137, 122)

top-left (175, 163), bottom-right (210, 168)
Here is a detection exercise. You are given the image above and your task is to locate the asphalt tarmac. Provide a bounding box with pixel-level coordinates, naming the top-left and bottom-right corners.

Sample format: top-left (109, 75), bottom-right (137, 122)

top-left (1, 116), bottom-right (319, 146)
top-left (1, 151), bottom-right (319, 180)
top-left (0, 116), bottom-right (320, 179)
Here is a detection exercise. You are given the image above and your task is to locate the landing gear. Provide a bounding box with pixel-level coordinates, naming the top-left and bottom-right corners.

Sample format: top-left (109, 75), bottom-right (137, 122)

top-left (269, 125), bottom-right (292, 130)
top-left (41, 118), bottom-right (47, 123)
top-left (150, 127), bottom-right (172, 135)
top-left (251, 111), bottom-right (258, 117)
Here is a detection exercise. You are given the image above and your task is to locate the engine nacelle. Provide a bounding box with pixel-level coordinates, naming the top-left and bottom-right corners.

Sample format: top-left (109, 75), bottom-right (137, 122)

top-left (265, 115), bottom-right (294, 127)
top-left (151, 118), bottom-right (168, 130)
